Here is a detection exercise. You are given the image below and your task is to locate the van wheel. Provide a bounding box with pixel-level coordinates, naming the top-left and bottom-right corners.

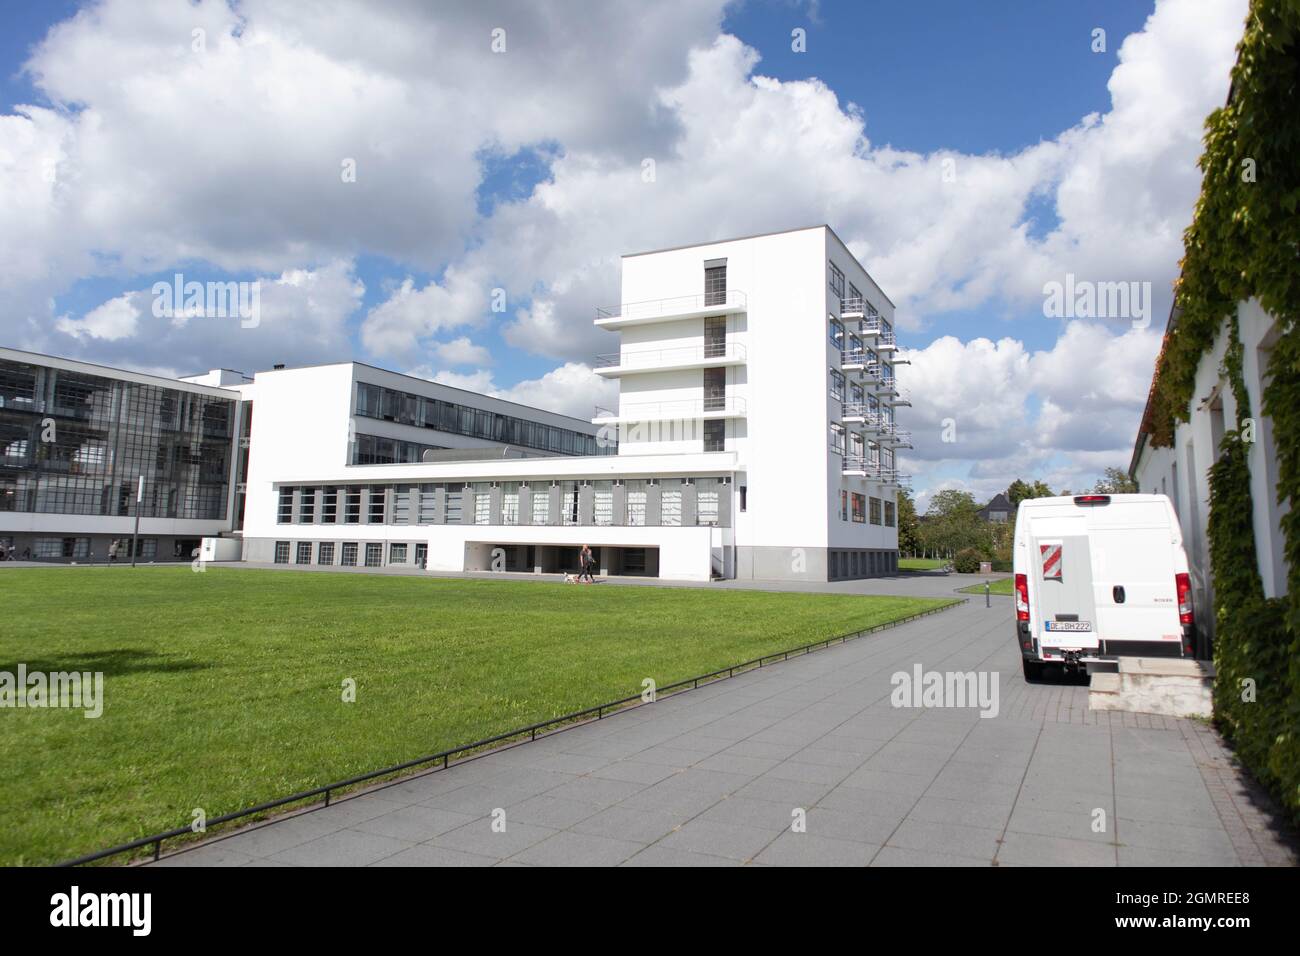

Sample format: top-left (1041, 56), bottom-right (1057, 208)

top-left (1022, 659), bottom-right (1044, 682)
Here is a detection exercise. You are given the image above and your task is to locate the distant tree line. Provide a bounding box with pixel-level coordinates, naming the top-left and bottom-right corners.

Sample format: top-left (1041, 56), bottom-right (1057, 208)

top-left (899, 467), bottom-right (1137, 570)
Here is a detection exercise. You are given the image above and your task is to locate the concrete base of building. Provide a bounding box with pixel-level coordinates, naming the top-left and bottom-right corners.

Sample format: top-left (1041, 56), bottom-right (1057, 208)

top-left (736, 545), bottom-right (898, 582)
top-left (0, 531), bottom-right (206, 564)
top-left (242, 535), bottom-right (896, 583)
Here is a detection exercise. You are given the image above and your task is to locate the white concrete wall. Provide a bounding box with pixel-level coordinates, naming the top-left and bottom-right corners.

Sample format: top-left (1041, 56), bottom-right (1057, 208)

top-left (610, 226), bottom-right (903, 561)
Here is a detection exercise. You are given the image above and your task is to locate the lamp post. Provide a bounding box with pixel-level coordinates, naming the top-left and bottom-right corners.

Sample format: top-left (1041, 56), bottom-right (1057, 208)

top-left (130, 475), bottom-right (143, 568)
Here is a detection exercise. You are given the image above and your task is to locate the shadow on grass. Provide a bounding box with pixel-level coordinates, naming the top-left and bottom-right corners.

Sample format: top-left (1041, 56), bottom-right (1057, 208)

top-left (0, 648), bottom-right (209, 677)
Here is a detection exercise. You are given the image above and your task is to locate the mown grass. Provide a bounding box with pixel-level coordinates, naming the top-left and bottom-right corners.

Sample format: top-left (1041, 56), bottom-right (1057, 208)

top-left (898, 557), bottom-right (946, 570)
top-left (0, 566), bottom-right (953, 864)
top-left (958, 577), bottom-right (1014, 595)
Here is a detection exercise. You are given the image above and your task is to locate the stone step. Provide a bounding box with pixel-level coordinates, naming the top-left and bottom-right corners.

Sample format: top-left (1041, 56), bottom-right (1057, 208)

top-left (1089, 657), bottom-right (1213, 718)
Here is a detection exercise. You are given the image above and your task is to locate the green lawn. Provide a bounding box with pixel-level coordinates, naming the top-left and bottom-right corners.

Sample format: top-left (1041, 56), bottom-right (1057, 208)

top-left (898, 557), bottom-right (946, 570)
top-left (0, 566), bottom-right (953, 864)
top-left (958, 577), bottom-right (1014, 595)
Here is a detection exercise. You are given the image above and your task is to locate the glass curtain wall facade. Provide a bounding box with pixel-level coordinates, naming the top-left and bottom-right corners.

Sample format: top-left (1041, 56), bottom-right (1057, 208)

top-left (354, 382), bottom-right (610, 457)
top-left (0, 358), bottom-right (235, 521)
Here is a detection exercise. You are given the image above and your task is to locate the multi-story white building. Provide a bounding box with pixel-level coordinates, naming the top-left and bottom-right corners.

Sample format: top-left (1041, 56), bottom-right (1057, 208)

top-left (2, 225), bottom-right (907, 582)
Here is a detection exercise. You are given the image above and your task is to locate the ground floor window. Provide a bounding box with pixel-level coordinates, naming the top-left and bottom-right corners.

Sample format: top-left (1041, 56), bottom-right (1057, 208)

top-left (661, 488), bottom-right (682, 526)
top-left (415, 543), bottom-right (427, 568)
top-left (364, 542), bottom-right (382, 567)
top-left (473, 484), bottom-right (491, 525)
top-left (34, 536), bottom-right (91, 559)
top-left (32, 537), bottom-right (63, 558)
top-left (502, 483), bottom-right (520, 525)
top-left (318, 542), bottom-right (335, 565)
top-left (418, 484), bottom-right (437, 524)
top-left (626, 482), bottom-right (647, 526)
top-left (851, 493), bottom-right (865, 523)
top-left (389, 542), bottom-right (408, 564)
top-left (884, 500), bottom-right (896, 527)
top-left (532, 489), bottom-right (550, 525)
top-left (869, 496), bottom-right (882, 525)
top-left (295, 542), bottom-right (312, 564)
top-left (562, 484), bottom-right (580, 525)
top-left (274, 541), bottom-right (290, 563)
top-left (593, 481), bottom-right (613, 526)
top-left (341, 542), bottom-right (358, 566)
top-left (697, 479), bottom-right (720, 525)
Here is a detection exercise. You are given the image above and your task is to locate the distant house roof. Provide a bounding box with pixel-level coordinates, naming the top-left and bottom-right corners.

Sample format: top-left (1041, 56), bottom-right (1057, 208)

top-left (978, 493), bottom-right (1013, 521)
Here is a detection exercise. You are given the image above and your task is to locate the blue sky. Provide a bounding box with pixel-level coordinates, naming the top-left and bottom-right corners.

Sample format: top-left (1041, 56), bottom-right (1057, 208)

top-left (0, 0), bottom-right (1247, 506)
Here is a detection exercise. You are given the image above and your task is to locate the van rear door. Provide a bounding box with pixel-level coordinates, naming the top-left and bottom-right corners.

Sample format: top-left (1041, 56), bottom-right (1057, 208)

top-left (1034, 532), bottom-right (1100, 658)
top-left (1087, 501), bottom-right (1183, 654)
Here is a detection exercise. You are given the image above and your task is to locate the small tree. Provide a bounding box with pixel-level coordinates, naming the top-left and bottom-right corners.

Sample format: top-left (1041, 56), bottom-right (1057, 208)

top-left (1092, 466), bottom-right (1137, 494)
top-left (896, 487), bottom-right (920, 555)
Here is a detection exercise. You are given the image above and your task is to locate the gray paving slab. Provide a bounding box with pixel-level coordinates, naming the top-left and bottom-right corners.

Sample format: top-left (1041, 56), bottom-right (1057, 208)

top-left (150, 586), bottom-right (1298, 867)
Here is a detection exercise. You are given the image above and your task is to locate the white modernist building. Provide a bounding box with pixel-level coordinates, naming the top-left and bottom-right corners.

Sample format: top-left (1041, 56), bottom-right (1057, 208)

top-left (2, 226), bottom-right (907, 582)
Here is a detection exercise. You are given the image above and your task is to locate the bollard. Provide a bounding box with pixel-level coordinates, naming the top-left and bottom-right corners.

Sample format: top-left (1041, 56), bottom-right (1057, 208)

top-left (985, 581), bottom-right (990, 608)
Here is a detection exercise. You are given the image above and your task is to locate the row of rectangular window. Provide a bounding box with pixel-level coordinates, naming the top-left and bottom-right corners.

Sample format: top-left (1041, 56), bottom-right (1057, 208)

top-left (352, 433), bottom-right (447, 465)
top-left (354, 382), bottom-right (609, 456)
top-left (276, 479), bottom-right (729, 527)
top-left (274, 540), bottom-right (424, 568)
top-left (838, 490), bottom-right (896, 526)
top-left (830, 550), bottom-right (896, 579)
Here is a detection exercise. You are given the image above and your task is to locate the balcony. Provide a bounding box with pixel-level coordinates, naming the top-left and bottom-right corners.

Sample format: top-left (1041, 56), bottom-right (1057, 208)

top-left (840, 296), bottom-right (881, 320)
top-left (842, 401), bottom-right (868, 423)
top-left (594, 341), bottom-right (747, 377)
top-left (595, 290), bottom-right (747, 330)
top-left (841, 349), bottom-right (872, 371)
top-left (592, 394), bottom-right (748, 425)
top-left (841, 457), bottom-right (909, 484)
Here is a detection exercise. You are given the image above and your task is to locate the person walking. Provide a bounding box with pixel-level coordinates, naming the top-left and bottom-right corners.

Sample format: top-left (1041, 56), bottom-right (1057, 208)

top-left (579, 544), bottom-right (594, 583)
top-left (107, 539), bottom-right (119, 564)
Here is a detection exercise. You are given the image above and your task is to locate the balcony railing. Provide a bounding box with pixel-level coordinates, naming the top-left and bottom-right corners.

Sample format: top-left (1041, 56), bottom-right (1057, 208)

top-left (840, 296), bottom-right (881, 319)
top-left (596, 289), bottom-right (747, 321)
top-left (593, 395), bottom-right (748, 421)
top-left (842, 349), bottom-right (873, 368)
top-left (841, 458), bottom-right (908, 483)
top-left (594, 341), bottom-right (747, 370)
top-left (859, 314), bottom-right (890, 334)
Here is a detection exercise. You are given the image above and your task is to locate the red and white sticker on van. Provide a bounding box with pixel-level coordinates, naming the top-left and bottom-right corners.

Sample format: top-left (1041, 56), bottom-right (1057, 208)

top-left (1040, 542), bottom-right (1062, 581)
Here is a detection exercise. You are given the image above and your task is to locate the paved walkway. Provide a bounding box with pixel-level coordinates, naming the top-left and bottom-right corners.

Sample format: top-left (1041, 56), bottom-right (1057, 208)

top-left (152, 593), bottom-right (1297, 867)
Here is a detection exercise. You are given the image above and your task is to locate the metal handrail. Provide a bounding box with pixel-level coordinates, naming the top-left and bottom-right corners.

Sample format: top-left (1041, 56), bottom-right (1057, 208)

top-left (60, 598), bottom-right (966, 866)
top-left (596, 289), bottom-right (747, 320)
top-left (594, 341), bottom-right (747, 369)
top-left (840, 296), bottom-right (881, 319)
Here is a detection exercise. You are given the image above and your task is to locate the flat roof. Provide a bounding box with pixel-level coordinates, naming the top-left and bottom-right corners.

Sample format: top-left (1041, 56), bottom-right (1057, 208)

top-left (252, 359), bottom-right (599, 431)
top-left (621, 223), bottom-right (897, 310)
top-left (0, 346), bottom-right (242, 400)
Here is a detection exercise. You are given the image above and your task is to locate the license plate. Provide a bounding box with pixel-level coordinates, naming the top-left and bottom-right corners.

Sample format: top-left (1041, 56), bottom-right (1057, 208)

top-left (1045, 621), bottom-right (1092, 632)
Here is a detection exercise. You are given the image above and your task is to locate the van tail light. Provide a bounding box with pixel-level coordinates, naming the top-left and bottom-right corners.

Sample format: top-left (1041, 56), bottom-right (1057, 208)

top-left (1073, 494), bottom-right (1111, 506)
top-left (1014, 573), bottom-right (1030, 622)
top-left (1176, 572), bottom-right (1194, 625)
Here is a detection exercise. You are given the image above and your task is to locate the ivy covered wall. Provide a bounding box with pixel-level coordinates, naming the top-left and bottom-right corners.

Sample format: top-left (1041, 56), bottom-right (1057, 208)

top-left (1150, 0), bottom-right (1298, 822)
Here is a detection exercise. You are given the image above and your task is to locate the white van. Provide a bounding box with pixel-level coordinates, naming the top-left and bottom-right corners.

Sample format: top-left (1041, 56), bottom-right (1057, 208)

top-left (1012, 494), bottom-right (1196, 680)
